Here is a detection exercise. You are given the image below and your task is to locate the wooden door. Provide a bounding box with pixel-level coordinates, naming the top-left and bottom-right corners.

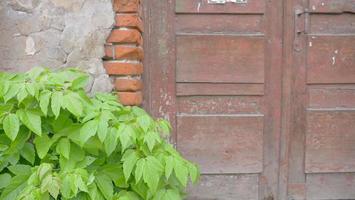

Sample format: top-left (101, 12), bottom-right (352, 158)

top-left (143, 0), bottom-right (355, 199)
top-left (144, 0), bottom-right (282, 199)
top-left (282, 0), bottom-right (355, 199)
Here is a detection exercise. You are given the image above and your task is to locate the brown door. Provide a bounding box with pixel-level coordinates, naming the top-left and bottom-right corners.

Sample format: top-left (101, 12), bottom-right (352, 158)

top-left (282, 0), bottom-right (355, 199)
top-left (143, 0), bottom-right (355, 199)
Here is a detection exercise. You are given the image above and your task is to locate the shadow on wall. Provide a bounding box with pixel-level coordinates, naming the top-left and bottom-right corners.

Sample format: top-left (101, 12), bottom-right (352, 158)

top-left (0, 0), bottom-right (115, 94)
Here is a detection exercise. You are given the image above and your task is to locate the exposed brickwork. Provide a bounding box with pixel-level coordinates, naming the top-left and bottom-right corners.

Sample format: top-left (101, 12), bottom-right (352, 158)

top-left (105, 0), bottom-right (143, 106)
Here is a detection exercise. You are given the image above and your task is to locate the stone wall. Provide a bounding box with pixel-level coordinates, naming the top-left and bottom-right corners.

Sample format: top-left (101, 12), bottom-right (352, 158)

top-left (0, 0), bottom-right (115, 94)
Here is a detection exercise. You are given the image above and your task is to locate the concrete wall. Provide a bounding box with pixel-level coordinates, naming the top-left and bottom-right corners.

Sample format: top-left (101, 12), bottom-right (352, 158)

top-left (0, 0), bottom-right (115, 94)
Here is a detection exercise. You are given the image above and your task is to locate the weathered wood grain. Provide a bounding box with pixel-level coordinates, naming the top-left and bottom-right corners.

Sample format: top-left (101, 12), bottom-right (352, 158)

top-left (177, 115), bottom-right (264, 174)
top-left (176, 35), bottom-right (264, 83)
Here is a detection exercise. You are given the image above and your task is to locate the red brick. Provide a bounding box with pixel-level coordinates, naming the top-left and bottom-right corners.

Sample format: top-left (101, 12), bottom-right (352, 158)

top-left (113, 0), bottom-right (140, 13)
top-left (104, 61), bottom-right (143, 75)
top-left (115, 78), bottom-right (142, 91)
top-left (104, 45), bottom-right (144, 60)
top-left (115, 14), bottom-right (143, 32)
top-left (117, 91), bottom-right (142, 106)
top-left (107, 29), bottom-right (142, 45)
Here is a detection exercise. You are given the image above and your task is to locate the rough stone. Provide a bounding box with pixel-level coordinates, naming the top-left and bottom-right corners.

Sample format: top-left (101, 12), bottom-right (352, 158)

top-left (0, 0), bottom-right (115, 93)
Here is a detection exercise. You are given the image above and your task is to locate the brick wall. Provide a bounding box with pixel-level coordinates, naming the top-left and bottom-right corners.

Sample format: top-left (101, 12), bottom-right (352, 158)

top-left (104, 0), bottom-right (144, 106)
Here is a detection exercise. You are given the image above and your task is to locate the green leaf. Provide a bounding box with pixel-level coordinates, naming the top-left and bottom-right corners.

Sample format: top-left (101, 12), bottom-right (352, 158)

top-left (95, 174), bottom-right (113, 200)
top-left (64, 92), bottom-right (83, 117)
top-left (97, 113), bottom-right (109, 142)
top-left (4, 84), bottom-right (21, 102)
top-left (3, 113), bottom-right (20, 141)
top-left (0, 174), bottom-right (30, 200)
top-left (164, 189), bottom-right (181, 200)
top-left (144, 131), bottom-right (160, 152)
top-left (16, 86), bottom-right (28, 103)
top-left (25, 83), bottom-right (36, 96)
top-left (104, 128), bottom-right (119, 156)
top-left (174, 160), bottom-right (188, 187)
top-left (71, 75), bottom-right (89, 90)
top-left (164, 156), bottom-right (174, 179)
top-left (122, 150), bottom-right (138, 181)
top-left (7, 164), bottom-right (31, 175)
top-left (137, 115), bottom-right (152, 132)
top-left (56, 138), bottom-right (70, 159)
top-left (143, 156), bottom-right (163, 193)
top-left (134, 159), bottom-right (145, 183)
top-left (79, 120), bottom-right (98, 146)
top-left (158, 119), bottom-right (171, 136)
top-left (20, 143), bottom-right (35, 165)
top-left (188, 163), bottom-right (199, 184)
top-left (118, 124), bottom-right (133, 152)
top-left (39, 90), bottom-right (51, 116)
top-left (51, 91), bottom-right (63, 118)
top-left (17, 109), bottom-right (42, 136)
top-left (34, 134), bottom-right (52, 159)
top-left (0, 173), bottom-right (11, 189)
top-left (40, 175), bottom-right (60, 199)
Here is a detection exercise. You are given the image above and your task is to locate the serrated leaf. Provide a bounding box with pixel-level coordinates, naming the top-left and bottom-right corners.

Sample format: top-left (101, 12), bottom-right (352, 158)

top-left (144, 131), bottom-right (160, 152)
top-left (135, 159), bottom-right (145, 183)
top-left (188, 163), bottom-right (199, 184)
top-left (7, 165), bottom-right (31, 175)
top-left (164, 189), bottom-right (181, 200)
top-left (95, 174), bottom-right (113, 200)
top-left (25, 83), bottom-right (36, 96)
top-left (17, 109), bottom-right (41, 136)
top-left (122, 150), bottom-right (138, 181)
top-left (137, 115), bottom-right (152, 132)
top-left (34, 134), bottom-right (52, 159)
top-left (79, 120), bottom-right (98, 146)
top-left (51, 91), bottom-right (63, 118)
top-left (16, 86), bottom-right (27, 103)
top-left (143, 156), bottom-right (163, 193)
top-left (164, 156), bottom-right (174, 179)
top-left (118, 125), bottom-right (133, 152)
top-left (97, 113), bottom-right (109, 142)
top-left (158, 119), bottom-right (171, 136)
top-left (64, 92), bottom-right (83, 117)
top-left (173, 160), bottom-right (188, 187)
top-left (104, 128), bottom-right (119, 156)
top-left (0, 173), bottom-right (11, 189)
top-left (56, 138), bottom-right (70, 159)
top-left (39, 91), bottom-right (51, 116)
top-left (0, 173), bottom-right (30, 200)
top-left (20, 143), bottom-right (35, 165)
top-left (4, 84), bottom-right (21, 102)
top-left (71, 75), bottom-right (89, 90)
top-left (3, 113), bottom-right (20, 141)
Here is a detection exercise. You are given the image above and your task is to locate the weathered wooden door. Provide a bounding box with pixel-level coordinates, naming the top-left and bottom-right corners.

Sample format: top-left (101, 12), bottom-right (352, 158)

top-left (281, 0), bottom-right (355, 199)
top-left (143, 0), bottom-right (355, 199)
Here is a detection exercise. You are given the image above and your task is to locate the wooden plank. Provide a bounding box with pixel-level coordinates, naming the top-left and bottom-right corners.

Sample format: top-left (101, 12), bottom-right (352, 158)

top-left (175, 0), bottom-right (265, 14)
top-left (305, 110), bottom-right (355, 173)
top-left (306, 173), bottom-right (355, 199)
top-left (309, 85), bottom-right (355, 108)
top-left (176, 35), bottom-right (264, 83)
top-left (309, 0), bottom-right (355, 13)
top-left (177, 96), bottom-right (264, 114)
top-left (187, 175), bottom-right (259, 200)
top-left (310, 13), bottom-right (355, 34)
top-left (176, 14), bottom-right (264, 34)
top-left (176, 83), bottom-right (264, 96)
top-left (177, 115), bottom-right (263, 174)
top-left (307, 36), bottom-right (355, 84)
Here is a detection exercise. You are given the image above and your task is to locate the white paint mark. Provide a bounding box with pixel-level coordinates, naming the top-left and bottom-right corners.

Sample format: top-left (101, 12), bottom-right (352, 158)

top-left (334, 50), bottom-right (338, 54)
top-left (309, 42), bottom-right (312, 47)
top-left (25, 36), bottom-right (36, 55)
top-left (197, 2), bottom-right (201, 12)
top-left (331, 56), bottom-right (336, 65)
top-left (312, 5), bottom-right (316, 10)
top-left (321, 2), bottom-right (325, 6)
top-left (208, 0), bottom-right (247, 4)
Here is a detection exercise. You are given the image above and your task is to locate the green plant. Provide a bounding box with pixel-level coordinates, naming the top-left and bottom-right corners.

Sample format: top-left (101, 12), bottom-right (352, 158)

top-left (0, 68), bottom-right (199, 200)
